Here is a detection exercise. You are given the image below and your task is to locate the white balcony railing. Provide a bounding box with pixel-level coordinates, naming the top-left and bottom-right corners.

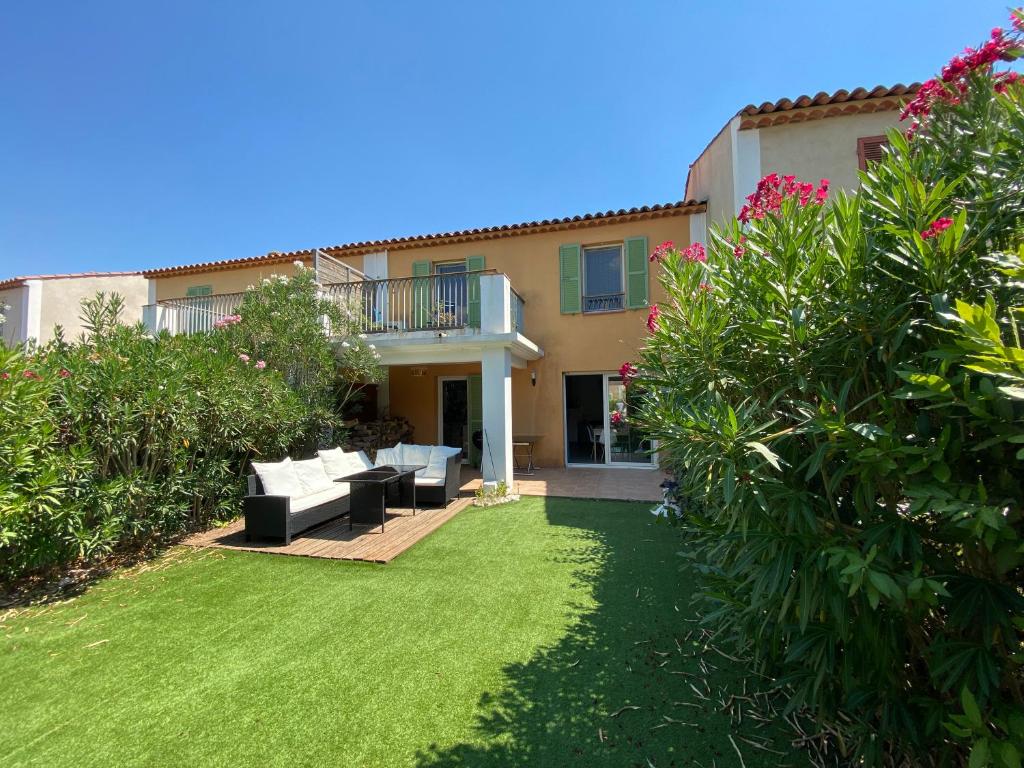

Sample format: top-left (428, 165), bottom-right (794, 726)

top-left (143, 292), bottom-right (245, 336)
top-left (144, 272), bottom-right (527, 338)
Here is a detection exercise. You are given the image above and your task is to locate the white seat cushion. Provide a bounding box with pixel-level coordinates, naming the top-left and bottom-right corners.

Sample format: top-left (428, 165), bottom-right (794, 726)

top-left (414, 476), bottom-right (446, 487)
top-left (252, 458), bottom-right (304, 498)
top-left (292, 458), bottom-right (337, 494)
top-left (402, 444), bottom-right (433, 475)
top-left (290, 484), bottom-right (349, 513)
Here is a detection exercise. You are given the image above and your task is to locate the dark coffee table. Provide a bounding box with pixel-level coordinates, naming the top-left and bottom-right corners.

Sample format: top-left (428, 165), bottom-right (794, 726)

top-left (337, 464), bottom-right (426, 533)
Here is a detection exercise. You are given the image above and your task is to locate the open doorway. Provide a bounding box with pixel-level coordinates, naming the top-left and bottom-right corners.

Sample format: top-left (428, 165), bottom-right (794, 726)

top-left (564, 373), bottom-right (655, 467)
top-left (438, 377), bottom-right (469, 460)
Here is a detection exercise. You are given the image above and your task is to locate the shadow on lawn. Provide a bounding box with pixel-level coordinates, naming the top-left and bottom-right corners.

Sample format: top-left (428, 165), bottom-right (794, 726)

top-left (414, 497), bottom-right (738, 768)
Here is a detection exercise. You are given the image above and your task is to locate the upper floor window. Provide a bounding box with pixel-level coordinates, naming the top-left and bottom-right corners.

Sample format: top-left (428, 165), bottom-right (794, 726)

top-left (582, 245), bottom-right (624, 313)
top-left (857, 136), bottom-right (889, 170)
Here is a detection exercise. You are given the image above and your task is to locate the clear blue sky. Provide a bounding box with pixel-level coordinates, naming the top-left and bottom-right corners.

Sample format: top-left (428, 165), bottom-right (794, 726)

top-left (0, 0), bottom-right (1013, 277)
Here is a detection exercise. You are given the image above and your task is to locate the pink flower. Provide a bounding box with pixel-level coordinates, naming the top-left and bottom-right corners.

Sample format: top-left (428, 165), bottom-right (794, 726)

top-left (619, 362), bottom-right (637, 385)
top-left (699, 282), bottom-right (713, 294)
top-left (921, 217), bottom-right (954, 240)
top-left (733, 235), bottom-right (747, 259)
top-left (681, 242), bottom-right (707, 263)
top-left (58, 368), bottom-right (71, 378)
top-left (255, 360), bottom-right (267, 370)
top-left (0, 372), bottom-right (9, 380)
top-left (610, 411), bottom-right (624, 426)
top-left (23, 370), bottom-right (40, 380)
top-left (238, 353), bottom-right (250, 363)
top-left (650, 240), bottom-right (675, 262)
top-left (815, 179), bottom-right (830, 205)
top-left (646, 304), bottom-right (660, 333)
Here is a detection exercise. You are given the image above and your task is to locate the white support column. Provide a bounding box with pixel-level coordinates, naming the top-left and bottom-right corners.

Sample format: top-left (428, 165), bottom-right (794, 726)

top-left (689, 212), bottom-right (707, 248)
top-left (479, 274), bottom-right (511, 334)
top-left (481, 346), bottom-right (513, 486)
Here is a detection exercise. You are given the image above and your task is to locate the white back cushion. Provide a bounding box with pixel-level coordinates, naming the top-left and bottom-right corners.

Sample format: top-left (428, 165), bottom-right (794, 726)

top-left (252, 458), bottom-right (304, 498)
top-left (403, 444), bottom-right (432, 473)
top-left (293, 458), bottom-right (336, 494)
top-left (423, 447), bottom-right (451, 479)
top-left (352, 450), bottom-right (373, 471)
top-left (317, 448), bottom-right (347, 478)
top-left (375, 446), bottom-right (401, 467)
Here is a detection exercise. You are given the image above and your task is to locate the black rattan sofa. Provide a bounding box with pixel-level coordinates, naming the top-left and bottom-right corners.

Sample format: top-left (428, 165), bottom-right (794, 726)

top-left (242, 473), bottom-right (351, 546)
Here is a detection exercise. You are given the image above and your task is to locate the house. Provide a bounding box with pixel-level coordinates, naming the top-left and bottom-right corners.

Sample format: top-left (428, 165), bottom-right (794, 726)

top-left (143, 202), bottom-right (707, 484)
top-left (686, 83), bottom-right (921, 228)
top-left (0, 271), bottom-right (149, 346)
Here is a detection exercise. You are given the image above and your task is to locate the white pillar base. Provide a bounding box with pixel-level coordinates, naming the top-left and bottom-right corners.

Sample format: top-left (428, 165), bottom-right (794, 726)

top-left (481, 347), bottom-right (513, 485)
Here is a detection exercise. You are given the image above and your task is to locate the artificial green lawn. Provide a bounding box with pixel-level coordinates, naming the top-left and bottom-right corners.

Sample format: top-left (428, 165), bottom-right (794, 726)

top-left (1, 498), bottom-right (806, 767)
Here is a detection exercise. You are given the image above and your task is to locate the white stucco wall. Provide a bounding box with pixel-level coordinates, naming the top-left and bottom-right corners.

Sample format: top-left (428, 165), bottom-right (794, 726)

top-left (758, 110), bottom-right (903, 195)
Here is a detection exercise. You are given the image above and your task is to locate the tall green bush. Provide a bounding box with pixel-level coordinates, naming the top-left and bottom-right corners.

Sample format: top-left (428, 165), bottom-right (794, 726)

top-left (633, 15), bottom-right (1024, 766)
top-left (0, 295), bottom-right (309, 582)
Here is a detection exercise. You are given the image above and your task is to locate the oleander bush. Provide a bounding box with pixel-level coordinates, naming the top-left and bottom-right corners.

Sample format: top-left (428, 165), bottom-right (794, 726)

top-left (633, 15), bottom-right (1024, 767)
top-left (0, 269), bottom-right (378, 583)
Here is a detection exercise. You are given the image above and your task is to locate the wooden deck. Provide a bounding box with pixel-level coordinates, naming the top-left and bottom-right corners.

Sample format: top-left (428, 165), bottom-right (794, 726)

top-left (183, 466), bottom-right (665, 565)
top-left (182, 498), bottom-right (472, 564)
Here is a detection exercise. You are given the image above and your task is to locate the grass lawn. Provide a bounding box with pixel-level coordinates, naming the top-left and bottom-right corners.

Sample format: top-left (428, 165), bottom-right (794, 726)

top-left (0, 497), bottom-right (806, 768)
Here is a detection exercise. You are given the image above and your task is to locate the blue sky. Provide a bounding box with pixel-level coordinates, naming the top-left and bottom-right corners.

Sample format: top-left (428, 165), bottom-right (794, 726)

top-left (0, 0), bottom-right (1014, 277)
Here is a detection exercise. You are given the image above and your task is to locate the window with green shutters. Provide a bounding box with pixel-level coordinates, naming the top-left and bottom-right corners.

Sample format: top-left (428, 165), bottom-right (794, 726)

top-left (624, 236), bottom-right (649, 309)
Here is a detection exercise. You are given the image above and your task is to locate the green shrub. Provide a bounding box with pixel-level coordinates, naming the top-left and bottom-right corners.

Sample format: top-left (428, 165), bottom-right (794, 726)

top-left (0, 295), bottom-right (309, 582)
top-left (633, 16), bottom-right (1024, 766)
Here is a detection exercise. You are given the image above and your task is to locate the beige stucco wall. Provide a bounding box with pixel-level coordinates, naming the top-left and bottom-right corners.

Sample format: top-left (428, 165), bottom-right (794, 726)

top-left (38, 274), bottom-right (149, 343)
top-left (0, 286), bottom-right (27, 346)
top-left (758, 110), bottom-right (902, 195)
top-left (686, 124), bottom-right (735, 229)
top-left (152, 259), bottom-right (312, 301)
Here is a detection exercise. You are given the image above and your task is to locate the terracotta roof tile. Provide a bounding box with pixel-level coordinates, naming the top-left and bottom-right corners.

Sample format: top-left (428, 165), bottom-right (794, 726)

top-left (738, 83), bottom-right (921, 117)
top-left (142, 200), bottom-right (705, 279)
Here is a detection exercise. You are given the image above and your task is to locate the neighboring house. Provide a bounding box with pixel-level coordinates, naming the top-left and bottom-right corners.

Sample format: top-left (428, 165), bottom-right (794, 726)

top-left (143, 202), bottom-right (707, 483)
top-left (686, 83), bottom-right (921, 229)
top-left (0, 271), bottom-right (149, 346)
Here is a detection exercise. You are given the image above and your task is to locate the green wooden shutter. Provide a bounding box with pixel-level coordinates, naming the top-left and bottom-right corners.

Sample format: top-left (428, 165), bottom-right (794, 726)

top-left (624, 237), bottom-right (649, 309)
top-left (466, 255), bottom-right (485, 328)
top-left (559, 244), bottom-right (581, 314)
top-left (467, 373), bottom-right (483, 468)
top-left (411, 260), bottom-right (431, 329)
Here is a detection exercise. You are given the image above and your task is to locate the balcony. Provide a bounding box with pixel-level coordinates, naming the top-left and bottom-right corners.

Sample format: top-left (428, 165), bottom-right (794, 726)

top-left (143, 271), bottom-right (534, 356)
top-left (323, 270), bottom-right (525, 336)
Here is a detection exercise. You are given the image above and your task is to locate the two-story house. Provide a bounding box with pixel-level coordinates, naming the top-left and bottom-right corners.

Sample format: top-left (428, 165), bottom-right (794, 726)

top-left (143, 201), bottom-right (706, 486)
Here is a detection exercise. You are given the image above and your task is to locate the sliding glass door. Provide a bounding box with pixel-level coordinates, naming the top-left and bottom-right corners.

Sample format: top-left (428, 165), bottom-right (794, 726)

top-left (564, 373), bottom-right (655, 467)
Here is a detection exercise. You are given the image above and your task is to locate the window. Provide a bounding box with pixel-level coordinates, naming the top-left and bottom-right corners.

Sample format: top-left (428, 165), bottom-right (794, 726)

top-left (582, 245), bottom-right (624, 313)
top-left (857, 135), bottom-right (889, 170)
